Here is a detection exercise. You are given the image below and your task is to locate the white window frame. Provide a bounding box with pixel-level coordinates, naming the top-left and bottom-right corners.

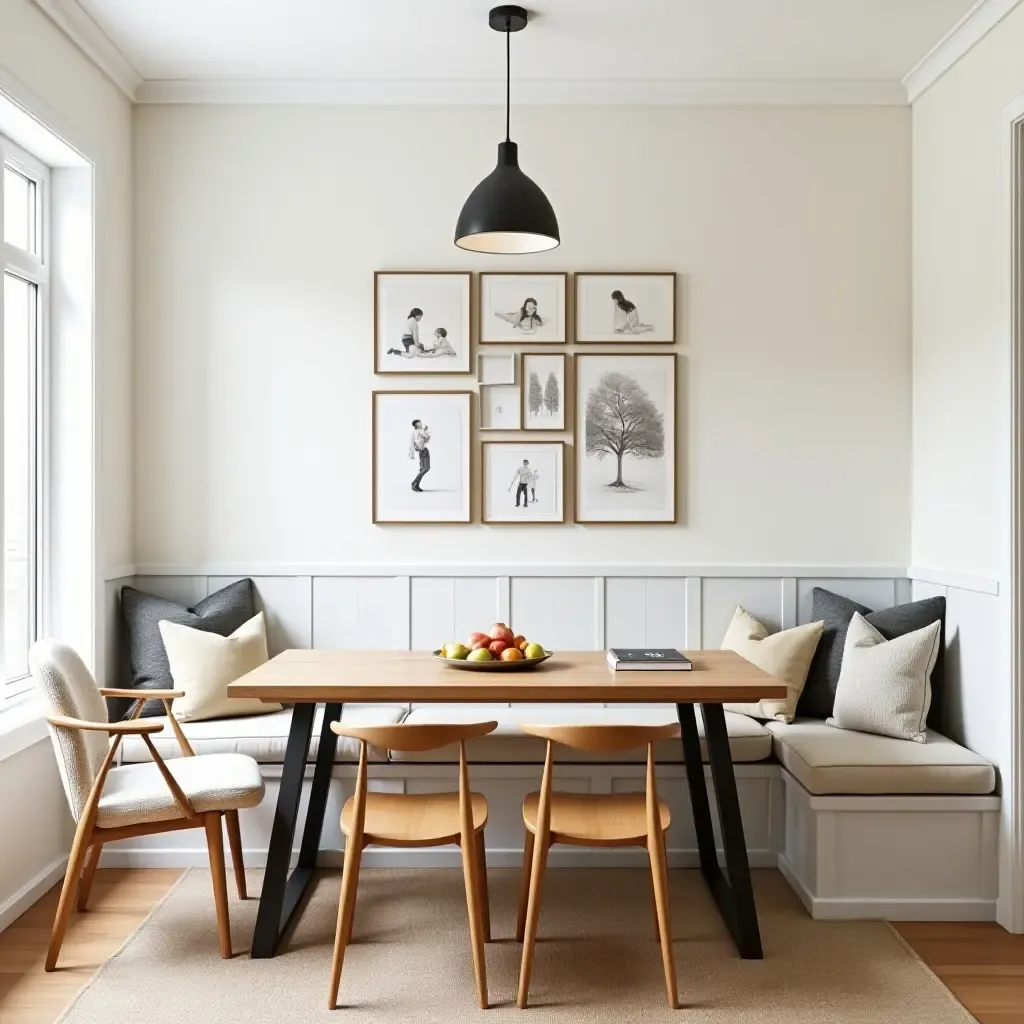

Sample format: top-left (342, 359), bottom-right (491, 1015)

top-left (1, 134), bottom-right (49, 703)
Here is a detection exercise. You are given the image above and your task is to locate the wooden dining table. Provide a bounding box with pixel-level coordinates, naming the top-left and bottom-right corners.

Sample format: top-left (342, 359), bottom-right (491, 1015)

top-left (227, 649), bottom-right (786, 961)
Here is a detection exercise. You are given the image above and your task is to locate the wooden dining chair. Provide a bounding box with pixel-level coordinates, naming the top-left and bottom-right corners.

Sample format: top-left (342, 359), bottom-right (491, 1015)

top-left (514, 722), bottom-right (682, 1010)
top-left (29, 640), bottom-right (265, 970)
top-left (327, 720), bottom-right (498, 1011)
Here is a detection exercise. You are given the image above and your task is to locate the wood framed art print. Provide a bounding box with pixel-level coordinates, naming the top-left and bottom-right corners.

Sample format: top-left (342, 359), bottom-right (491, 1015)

top-left (374, 271), bottom-right (472, 374)
top-left (483, 441), bottom-right (566, 524)
top-left (574, 272), bottom-right (676, 344)
top-left (575, 354), bottom-right (676, 523)
top-left (479, 272), bottom-right (567, 344)
top-left (372, 391), bottom-right (472, 523)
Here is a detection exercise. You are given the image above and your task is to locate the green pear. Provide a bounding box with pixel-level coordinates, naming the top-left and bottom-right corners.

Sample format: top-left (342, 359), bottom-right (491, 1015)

top-left (524, 643), bottom-right (545, 660)
top-left (467, 647), bottom-right (494, 662)
top-left (446, 643), bottom-right (470, 660)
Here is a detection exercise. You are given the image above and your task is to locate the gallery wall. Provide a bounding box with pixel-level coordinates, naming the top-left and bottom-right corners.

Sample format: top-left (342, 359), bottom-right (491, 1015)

top-left (132, 103), bottom-right (911, 569)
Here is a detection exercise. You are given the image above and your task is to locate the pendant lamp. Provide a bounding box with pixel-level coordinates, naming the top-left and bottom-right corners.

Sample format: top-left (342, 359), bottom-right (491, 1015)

top-left (454, 5), bottom-right (560, 253)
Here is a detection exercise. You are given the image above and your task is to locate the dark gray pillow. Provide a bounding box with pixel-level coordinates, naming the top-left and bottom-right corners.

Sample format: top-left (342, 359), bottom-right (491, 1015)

top-left (796, 587), bottom-right (946, 726)
top-left (114, 579), bottom-right (256, 719)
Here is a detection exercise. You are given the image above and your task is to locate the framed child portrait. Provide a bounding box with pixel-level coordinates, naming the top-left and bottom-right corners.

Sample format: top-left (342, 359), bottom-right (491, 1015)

top-left (479, 272), bottom-right (567, 344)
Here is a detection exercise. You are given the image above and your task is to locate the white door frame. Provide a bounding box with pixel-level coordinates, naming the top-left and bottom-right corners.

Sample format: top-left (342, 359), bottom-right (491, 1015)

top-left (1007, 95), bottom-right (1024, 933)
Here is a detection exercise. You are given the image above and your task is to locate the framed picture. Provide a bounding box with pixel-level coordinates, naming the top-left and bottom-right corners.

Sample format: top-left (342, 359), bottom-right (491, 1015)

top-left (479, 385), bottom-right (521, 430)
top-left (575, 354), bottom-right (676, 523)
top-left (478, 352), bottom-right (517, 385)
top-left (374, 271), bottom-right (472, 374)
top-left (575, 272), bottom-right (676, 344)
top-left (372, 391), bottom-right (472, 523)
top-left (483, 441), bottom-right (566, 524)
top-left (522, 352), bottom-right (567, 431)
top-left (479, 272), bottom-right (567, 344)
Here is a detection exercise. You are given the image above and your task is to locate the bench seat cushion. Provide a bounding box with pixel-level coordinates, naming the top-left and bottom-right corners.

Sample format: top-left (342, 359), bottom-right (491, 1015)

top-left (766, 718), bottom-right (996, 795)
top-left (389, 704), bottom-right (772, 763)
top-left (119, 704), bottom-right (408, 764)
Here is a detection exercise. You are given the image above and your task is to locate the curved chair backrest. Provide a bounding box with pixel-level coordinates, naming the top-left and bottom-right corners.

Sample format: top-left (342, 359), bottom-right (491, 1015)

top-left (330, 721), bottom-right (498, 753)
top-left (517, 722), bottom-right (680, 753)
top-left (29, 640), bottom-right (108, 821)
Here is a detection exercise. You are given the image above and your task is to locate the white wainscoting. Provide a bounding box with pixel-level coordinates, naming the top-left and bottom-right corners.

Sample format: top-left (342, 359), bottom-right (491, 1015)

top-left (111, 567), bottom-right (909, 671)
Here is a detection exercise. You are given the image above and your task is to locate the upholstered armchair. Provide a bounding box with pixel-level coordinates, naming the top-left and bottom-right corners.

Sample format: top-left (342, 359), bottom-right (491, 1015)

top-left (30, 640), bottom-right (265, 969)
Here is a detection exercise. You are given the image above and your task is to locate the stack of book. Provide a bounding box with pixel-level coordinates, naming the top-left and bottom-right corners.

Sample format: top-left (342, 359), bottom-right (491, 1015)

top-left (606, 648), bottom-right (692, 671)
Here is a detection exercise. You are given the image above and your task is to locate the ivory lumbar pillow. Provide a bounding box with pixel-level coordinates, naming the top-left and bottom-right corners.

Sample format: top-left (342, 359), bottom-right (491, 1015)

top-left (721, 607), bottom-right (825, 723)
top-left (827, 612), bottom-right (941, 743)
top-left (158, 611), bottom-right (281, 723)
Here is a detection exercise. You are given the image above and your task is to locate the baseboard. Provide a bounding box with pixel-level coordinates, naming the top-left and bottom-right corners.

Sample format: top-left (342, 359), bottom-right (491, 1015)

top-left (0, 855), bottom-right (68, 933)
top-left (778, 855), bottom-right (998, 922)
top-left (99, 845), bottom-right (781, 870)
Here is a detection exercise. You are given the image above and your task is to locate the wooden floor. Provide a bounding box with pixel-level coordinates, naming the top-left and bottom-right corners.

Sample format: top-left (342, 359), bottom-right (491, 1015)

top-left (0, 870), bottom-right (1022, 1023)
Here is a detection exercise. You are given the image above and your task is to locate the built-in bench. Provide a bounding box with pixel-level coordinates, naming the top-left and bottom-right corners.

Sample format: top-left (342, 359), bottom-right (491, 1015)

top-left (110, 703), bottom-right (1000, 921)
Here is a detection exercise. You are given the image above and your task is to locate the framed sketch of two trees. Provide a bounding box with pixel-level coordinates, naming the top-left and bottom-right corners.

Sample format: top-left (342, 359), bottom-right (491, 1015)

top-left (575, 353), bottom-right (677, 524)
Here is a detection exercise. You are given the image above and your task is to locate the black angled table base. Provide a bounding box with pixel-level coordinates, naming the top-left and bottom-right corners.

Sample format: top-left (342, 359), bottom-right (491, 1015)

top-left (250, 701), bottom-right (344, 958)
top-left (676, 701), bottom-right (763, 959)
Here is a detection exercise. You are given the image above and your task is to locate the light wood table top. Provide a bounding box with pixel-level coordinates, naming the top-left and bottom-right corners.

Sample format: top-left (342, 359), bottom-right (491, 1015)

top-left (228, 649), bottom-right (786, 704)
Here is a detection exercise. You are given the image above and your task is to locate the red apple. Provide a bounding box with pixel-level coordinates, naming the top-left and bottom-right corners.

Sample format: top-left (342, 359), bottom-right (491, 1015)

top-left (488, 623), bottom-right (515, 644)
top-left (467, 632), bottom-right (490, 650)
top-left (489, 639), bottom-right (508, 658)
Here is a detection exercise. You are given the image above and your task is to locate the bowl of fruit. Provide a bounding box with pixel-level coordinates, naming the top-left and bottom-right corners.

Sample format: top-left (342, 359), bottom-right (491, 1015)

top-left (433, 623), bottom-right (551, 671)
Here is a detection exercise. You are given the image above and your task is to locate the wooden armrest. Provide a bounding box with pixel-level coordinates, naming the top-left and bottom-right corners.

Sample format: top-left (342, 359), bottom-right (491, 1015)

top-left (98, 688), bottom-right (185, 699)
top-left (47, 715), bottom-right (165, 735)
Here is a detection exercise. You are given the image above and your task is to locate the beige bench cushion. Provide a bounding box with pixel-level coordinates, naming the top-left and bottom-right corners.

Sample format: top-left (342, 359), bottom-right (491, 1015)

top-left (766, 718), bottom-right (996, 795)
top-left (119, 704), bottom-right (408, 764)
top-left (389, 704), bottom-right (772, 763)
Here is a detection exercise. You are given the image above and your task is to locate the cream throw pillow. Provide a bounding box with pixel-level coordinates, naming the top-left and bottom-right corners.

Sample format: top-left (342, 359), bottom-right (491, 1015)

top-left (158, 611), bottom-right (281, 723)
top-left (827, 611), bottom-right (941, 743)
top-left (721, 606), bottom-right (824, 723)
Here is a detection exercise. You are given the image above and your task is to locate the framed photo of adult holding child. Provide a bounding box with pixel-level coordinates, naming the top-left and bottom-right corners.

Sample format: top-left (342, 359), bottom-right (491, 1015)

top-left (374, 271), bottom-right (472, 374)
top-left (372, 391), bottom-right (472, 523)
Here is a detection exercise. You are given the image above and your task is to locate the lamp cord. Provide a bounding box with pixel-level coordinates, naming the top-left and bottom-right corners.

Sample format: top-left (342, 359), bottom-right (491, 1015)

top-left (505, 16), bottom-right (511, 142)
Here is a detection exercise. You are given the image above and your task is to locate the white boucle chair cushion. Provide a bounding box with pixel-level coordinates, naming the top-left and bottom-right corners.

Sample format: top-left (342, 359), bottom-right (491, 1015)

top-left (30, 640), bottom-right (111, 822)
top-left (96, 752), bottom-right (265, 829)
top-left (827, 612), bottom-right (941, 743)
top-left (766, 718), bottom-right (996, 795)
top-left (389, 704), bottom-right (772, 763)
top-left (118, 704), bottom-right (409, 764)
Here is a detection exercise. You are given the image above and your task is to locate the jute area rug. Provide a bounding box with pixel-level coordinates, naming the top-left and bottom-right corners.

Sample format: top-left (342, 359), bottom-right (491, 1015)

top-left (58, 868), bottom-right (974, 1023)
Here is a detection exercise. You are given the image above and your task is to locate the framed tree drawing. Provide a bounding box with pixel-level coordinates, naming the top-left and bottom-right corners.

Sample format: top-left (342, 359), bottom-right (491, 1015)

top-left (372, 391), bottom-right (472, 523)
top-left (522, 352), bottom-right (567, 431)
top-left (575, 272), bottom-right (676, 343)
top-left (483, 441), bottom-right (565, 524)
top-left (575, 354), bottom-right (676, 523)
top-left (479, 272), bottom-right (567, 344)
top-left (374, 271), bottom-right (472, 374)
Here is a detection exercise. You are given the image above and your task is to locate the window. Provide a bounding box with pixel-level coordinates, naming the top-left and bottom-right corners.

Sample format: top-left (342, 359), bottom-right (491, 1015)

top-left (1, 137), bottom-right (46, 701)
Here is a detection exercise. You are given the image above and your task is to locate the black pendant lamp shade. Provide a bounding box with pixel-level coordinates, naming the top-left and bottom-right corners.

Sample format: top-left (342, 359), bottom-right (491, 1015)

top-left (455, 6), bottom-right (560, 254)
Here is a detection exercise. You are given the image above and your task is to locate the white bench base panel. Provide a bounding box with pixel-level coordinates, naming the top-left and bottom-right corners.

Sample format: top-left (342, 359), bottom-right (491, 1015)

top-left (98, 761), bottom-right (1002, 922)
top-left (777, 768), bottom-right (1001, 922)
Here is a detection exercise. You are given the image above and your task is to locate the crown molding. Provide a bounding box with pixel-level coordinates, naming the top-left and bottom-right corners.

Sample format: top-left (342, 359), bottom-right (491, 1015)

top-left (134, 77), bottom-right (907, 107)
top-left (31, 0), bottom-right (141, 100)
top-left (903, 0), bottom-right (1024, 103)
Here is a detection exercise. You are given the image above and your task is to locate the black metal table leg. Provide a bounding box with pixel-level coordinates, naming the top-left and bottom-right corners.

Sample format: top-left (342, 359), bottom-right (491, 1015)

top-left (676, 701), bottom-right (763, 959)
top-left (251, 702), bottom-right (344, 958)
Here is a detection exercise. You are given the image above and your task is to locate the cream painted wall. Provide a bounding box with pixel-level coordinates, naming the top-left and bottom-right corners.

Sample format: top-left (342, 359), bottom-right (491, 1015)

top-left (133, 103), bottom-right (911, 568)
top-left (910, 2), bottom-right (1024, 929)
top-left (0, 0), bottom-right (132, 925)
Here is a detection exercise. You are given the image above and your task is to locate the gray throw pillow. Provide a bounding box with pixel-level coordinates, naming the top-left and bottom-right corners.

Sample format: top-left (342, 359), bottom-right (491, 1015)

top-left (115, 579), bottom-right (256, 719)
top-left (796, 587), bottom-right (946, 725)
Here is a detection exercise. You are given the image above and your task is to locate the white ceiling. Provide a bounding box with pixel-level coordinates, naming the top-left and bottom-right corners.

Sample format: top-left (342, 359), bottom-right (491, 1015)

top-left (79, 0), bottom-right (974, 86)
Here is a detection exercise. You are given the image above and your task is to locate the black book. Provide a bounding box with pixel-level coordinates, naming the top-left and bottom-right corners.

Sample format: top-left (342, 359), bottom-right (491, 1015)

top-left (606, 648), bottom-right (692, 671)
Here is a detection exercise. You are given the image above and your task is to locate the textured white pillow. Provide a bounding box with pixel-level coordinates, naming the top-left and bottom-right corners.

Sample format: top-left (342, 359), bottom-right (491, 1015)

top-left (827, 612), bottom-right (941, 743)
top-left (721, 606), bottom-right (824, 723)
top-left (158, 612), bottom-right (281, 723)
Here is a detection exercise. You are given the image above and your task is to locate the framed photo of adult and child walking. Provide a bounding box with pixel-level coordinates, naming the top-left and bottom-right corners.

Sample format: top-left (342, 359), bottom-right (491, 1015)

top-left (482, 441), bottom-right (566, 524)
